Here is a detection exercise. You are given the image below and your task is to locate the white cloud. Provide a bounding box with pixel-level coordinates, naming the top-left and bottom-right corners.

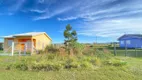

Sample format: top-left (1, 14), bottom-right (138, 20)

top-left (58, 16), bottom-right (78, 21)
top-left (33, 6), bottom-right (73, 20)
top-left (57, 0), bottom-right (142, 21)
top-left (78, 18), bottom-right (142, 39)
top-left (30, 9), bottom-right (46, 13)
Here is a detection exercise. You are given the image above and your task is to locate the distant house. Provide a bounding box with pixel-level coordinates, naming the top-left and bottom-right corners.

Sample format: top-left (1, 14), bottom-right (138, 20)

top-left (118, 34), bottom-right (142, 48)
top-left (3, 32), bottom-right (52, 54)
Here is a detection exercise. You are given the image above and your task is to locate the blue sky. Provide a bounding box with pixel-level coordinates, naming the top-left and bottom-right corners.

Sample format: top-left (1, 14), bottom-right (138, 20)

top-left (0, 0), bottom-right (142, 43)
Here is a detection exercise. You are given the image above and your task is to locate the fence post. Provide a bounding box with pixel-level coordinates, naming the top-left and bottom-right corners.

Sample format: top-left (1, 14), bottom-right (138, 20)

top-left (135, 48), bottom-right (137, 57)
top-left (125, 41), bottom-right (127, 57)
top-left (114, 42), bottom-right (117, 56)
top-left (12, 42), bottom-right (14, 56)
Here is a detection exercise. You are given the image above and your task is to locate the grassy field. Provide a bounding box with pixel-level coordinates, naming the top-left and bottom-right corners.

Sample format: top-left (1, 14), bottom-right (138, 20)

top-left (0, 56), bottom-right (142, 80)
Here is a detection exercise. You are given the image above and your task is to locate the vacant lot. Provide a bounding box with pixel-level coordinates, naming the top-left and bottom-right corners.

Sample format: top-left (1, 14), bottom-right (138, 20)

top-left (0, 56), bottom-right (142, 80)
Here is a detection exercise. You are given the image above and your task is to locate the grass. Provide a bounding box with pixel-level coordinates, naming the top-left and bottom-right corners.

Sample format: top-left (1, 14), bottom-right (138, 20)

top-left (0, 56), bottom-right (142, 80)
top-left (0, 50), bottom-right (3, 53)
top-left (0, 67), bottom-right (137, 80)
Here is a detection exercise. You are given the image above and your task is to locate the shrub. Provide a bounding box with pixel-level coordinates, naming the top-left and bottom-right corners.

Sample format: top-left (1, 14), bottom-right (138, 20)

top-left (80, 61), bottom-right (94, 69)
top-left (112, 60), bottom-right (127, 66)
top-left (5, 64), bottom-right (12, 70)
top-left (44, 45), bottom-right (59, 53)
top-left (31, 61), bottom-right (63, 71)
top-left (65, 57), bottom-right (78, 69)
top-left (90, 57), bottom-right (101, 66)
top-left (105, 59), bottom-right (127, 67)
top-left (15, 63), bottom-right (28, 71)
top-left (72, 42), bottom-right (85, 55)
top-left (83, 47), bottom-right (113, 59)
top-left (65, 61), bottom-right (80, 69)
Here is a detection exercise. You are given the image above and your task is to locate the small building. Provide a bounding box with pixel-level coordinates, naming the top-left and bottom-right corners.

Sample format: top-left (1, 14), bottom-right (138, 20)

top-left (118, 34), bottom-right (142, 48)
top-left (3, 32), bottom-right (52, 54)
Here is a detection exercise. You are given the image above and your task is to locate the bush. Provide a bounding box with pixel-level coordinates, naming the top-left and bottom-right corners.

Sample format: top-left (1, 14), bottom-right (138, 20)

top-left (80, 61), bottom-right (94, 69)
top-left (90, 57), bottom-right (101, 66)
top-left (112, 60), bottom-right (127, 66)
top-left (105, 59), bottom-right (127, 67)
top-left (15, 63), bottom-right (28, 71)
top-left (3, 53), bottom-right (116, 71)
top-left (65, 61), bottom-right (80, 69)
top-left (72, 42), bottom-right (85, 55)
top-left (5, 64), bottom-right (12, 70)
top-left (31, 62), bottom-right (63, 71)
top-left (44, 45), bottom-right (59, 53)
top-left (65, 57), bottom-right (78, 69)
top-left (83, 47), bottom-right (113, 59)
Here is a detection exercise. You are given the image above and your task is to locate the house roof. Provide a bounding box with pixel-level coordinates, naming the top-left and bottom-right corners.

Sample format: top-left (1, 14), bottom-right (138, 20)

top-left (118, 34), bottom-right (142, 40)
top-left (2, 32), bottom-right (52, 41)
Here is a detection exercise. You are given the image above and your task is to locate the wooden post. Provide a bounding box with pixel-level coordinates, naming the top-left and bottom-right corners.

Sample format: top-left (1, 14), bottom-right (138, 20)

top-left (31, 41), bottom-right (33, 55)
top-left (135, 48), bottom-right (137, 57)
top-left (12, 42), bottom-right (14, 56)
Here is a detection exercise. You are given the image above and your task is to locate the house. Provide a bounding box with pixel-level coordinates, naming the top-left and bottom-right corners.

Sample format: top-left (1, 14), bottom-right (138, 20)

top-left (118, 34), bottom-right (142, 48)
top-left (3, 32), bottom-right (52, 54)
top-left (0, 42), bottom-right (3, 50)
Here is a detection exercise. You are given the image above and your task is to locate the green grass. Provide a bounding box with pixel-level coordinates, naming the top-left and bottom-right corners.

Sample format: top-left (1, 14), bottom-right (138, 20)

top-left (0, 56), bottom-right (142, 80)
top-left (0, 68), bottom-right (137, 80)
top-left (0, 50), bottom-right (3, 53)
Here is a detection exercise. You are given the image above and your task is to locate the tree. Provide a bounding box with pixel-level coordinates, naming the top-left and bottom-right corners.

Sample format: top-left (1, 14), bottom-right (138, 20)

top-left (64, 24), bottom-right (78, 54)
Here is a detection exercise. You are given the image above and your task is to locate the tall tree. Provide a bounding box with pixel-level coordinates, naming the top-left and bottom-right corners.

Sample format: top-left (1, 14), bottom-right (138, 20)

top-left (64, 24), bottom-right (77, 54)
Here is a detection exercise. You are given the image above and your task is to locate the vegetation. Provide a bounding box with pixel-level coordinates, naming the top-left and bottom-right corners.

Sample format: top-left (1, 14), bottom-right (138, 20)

top-left (0, 25), bottom-right (142, 80)
top-left (0, 56), bottom-right (142, 80)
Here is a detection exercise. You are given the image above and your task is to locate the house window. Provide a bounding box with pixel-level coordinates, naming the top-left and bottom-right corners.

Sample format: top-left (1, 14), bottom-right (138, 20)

top-left (8, 40), bottom-right (13, 46)
top-left (121, 41), bottom-right (124, 44)
top-left (126, 40), bottom-right (131, 45)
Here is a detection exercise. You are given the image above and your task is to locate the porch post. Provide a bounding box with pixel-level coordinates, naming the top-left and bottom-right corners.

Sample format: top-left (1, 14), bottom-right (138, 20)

top-left (24, 42), bottom-right (27, 55)
top-left (31, 38), bottom-right (33, 54)
top-left (12, 42), bottom-right (14, 56)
